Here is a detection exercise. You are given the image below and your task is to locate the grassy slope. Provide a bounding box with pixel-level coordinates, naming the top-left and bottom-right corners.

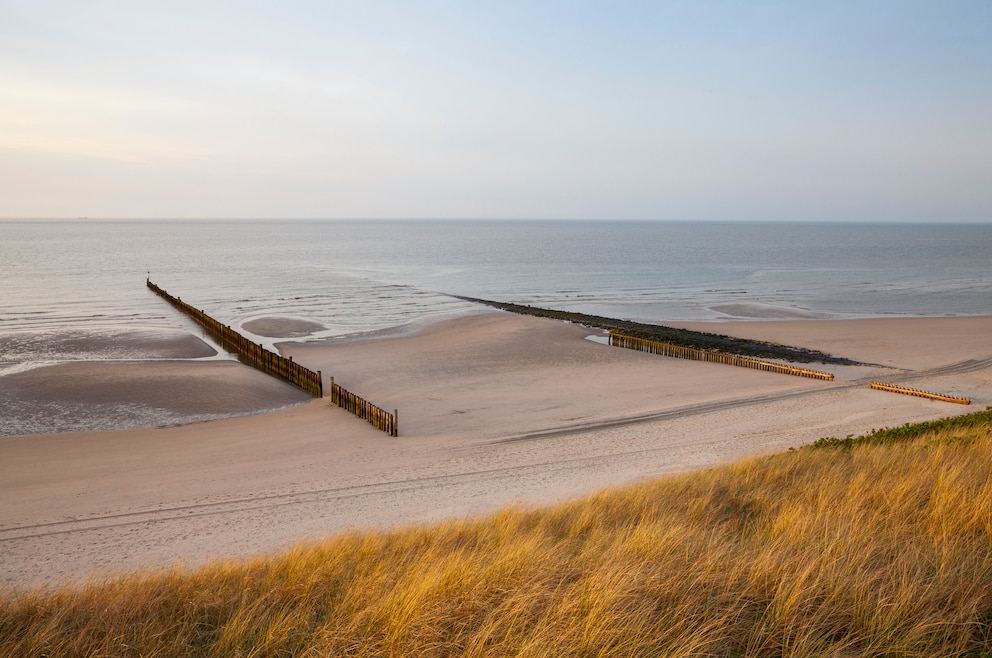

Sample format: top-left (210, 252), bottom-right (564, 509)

top-left (3, 410), bottom-right (991, 657)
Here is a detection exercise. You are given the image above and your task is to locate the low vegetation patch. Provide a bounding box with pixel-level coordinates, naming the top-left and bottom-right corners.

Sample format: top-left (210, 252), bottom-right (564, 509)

top-left (810, 407), bottom-right (992, 450)
top-left (3, 410), bottom-right (991, 656)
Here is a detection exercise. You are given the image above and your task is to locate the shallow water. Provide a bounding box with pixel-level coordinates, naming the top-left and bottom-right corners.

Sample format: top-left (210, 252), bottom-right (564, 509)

top-left (2, 219), bottom-right (990, 370)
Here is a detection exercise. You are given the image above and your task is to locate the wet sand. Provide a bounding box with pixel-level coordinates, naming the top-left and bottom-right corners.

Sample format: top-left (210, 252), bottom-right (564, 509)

top-left (242, 317), bottom-right (327, 338)
top-left (1, 312), bottom-right (990, 591)
top-left (1, 358), bottom-right (311, 437)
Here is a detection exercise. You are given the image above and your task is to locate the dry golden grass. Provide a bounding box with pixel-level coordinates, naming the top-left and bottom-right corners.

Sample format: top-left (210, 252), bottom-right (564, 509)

top-left (2, 409), bottom-right (991, 657)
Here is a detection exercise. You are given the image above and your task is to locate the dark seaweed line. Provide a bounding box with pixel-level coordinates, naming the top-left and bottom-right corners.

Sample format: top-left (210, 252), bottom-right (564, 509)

top-left (451, 295), bottom-right (863, 366)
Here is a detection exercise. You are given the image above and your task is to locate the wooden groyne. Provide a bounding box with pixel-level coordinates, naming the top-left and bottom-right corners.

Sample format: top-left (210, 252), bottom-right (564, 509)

top-left (147, 279), bottom-right (323, 397)
top-left (610, 332), bottom-right (834, 381)
top-left (329, 377), bottom-right (398, 436)
top-left (452, 295), bottom-right (863, 365)
top-left (869, 382), bottom-right (970, 405)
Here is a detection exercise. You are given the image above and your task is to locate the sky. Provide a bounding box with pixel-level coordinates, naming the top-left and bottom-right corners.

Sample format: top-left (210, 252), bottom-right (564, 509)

top-left (1, 1), bottom-right (990, 221)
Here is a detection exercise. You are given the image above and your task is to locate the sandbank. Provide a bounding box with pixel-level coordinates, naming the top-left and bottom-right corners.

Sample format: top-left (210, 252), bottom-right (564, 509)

top-left (1, 312), bottom-right (990, 591)
top-left (0, 327), bottom-right (218, 374)
top-left (1, 327), bottom-right (311, 436)
top-left (242, 317), bottom-right (326, 338)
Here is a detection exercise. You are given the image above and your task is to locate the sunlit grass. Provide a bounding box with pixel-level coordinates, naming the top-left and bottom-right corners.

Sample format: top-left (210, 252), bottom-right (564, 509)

top-left (3, 409), bottom-right (991, 656)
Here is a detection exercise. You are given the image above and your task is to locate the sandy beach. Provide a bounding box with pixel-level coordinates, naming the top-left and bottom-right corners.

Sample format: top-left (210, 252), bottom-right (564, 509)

top-left (1, 311), bottom-right (990, 591)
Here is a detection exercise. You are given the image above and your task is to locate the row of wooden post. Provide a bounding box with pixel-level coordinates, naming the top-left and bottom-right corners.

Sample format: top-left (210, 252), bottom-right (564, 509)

top-left (609, 332), bottom-right (835, 381)
top-left (329, 377), bottom-right (398, 436)
top-left (149, 279), bottom-right (402, 436)
top-left (607, 331), bottom-right (968, 404)
top-left (147, 279), bottom-right (323, 397)
top-left (869, 381), bottom-right (970, 405)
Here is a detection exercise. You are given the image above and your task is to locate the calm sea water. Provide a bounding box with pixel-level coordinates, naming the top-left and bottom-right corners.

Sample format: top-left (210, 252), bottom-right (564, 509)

top-left (2, 220), bottom-right (991, 376)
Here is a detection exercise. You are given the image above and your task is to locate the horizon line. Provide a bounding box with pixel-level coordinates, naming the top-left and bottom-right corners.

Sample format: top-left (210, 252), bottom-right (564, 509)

top-left (2, 217), bottom-right (991, 225)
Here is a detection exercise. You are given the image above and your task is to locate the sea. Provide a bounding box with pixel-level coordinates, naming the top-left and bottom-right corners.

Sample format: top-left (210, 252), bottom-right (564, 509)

top-left (2, 219), bottom-right (990, 436)
top-left (3, 220), bottom-right (991, 377)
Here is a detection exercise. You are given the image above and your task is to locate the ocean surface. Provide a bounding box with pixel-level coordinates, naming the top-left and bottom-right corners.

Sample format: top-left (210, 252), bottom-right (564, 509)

top-left (3, 220), bottom-right (991, 376)
top-left (3, 220), bottom-right (990, 436)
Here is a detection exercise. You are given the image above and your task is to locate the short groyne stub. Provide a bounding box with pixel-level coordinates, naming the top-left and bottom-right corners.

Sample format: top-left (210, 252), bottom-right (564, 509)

top-left (869, 381), bottom-right (970, 405)
top-left (329, 377), bottom-right (398, 437)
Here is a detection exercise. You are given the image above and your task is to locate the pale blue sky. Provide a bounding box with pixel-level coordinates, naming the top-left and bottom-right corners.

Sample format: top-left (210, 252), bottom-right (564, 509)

top-left (1, 1), bottom-right (989, 221)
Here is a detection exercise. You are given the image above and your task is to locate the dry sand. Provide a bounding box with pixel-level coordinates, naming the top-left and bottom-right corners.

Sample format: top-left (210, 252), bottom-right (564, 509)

top-left (1, 312), bottom-right (990, 591)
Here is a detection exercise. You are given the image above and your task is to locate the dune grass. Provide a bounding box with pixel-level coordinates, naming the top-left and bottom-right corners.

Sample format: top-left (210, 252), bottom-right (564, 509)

top-left (3, 410), bottom-right (992, 657)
